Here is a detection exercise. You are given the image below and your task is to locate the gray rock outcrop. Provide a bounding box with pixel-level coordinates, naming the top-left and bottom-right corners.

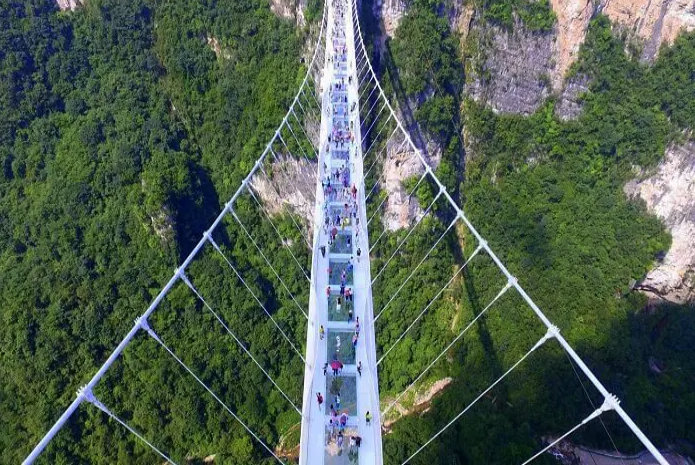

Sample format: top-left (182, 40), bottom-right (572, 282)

top-left (373, 0), bottom-right (407, 37)
top-left (270, 0), bottom-right (308, 26)
top-left (555, 74), bottom-right (590, 120)
top-left (250, 155), bottom-right (317, 238)
top-left (624, 139), bottom-right (695, 303)
top-left (468, 21), bottom-right (553, 115)
top-left (379, 134), bottom-right (428, 231)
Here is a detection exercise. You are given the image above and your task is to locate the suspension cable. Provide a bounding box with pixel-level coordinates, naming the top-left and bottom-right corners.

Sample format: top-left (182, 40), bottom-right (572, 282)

top-left (360, 90), bottom-right (382, 126)
top-left (362, 115), bottom-right (395, 161)
top-left (400, 328), bottom-right (557, 465)
top-left (81, 387), bottom-right (177, 465)
top-left (298, 86), bottom-right (321, 123)
top-left (377, 243), bottom-right (484, 369)
top-left (356, 57), bottom-right (367, 82)
top-left (381, 278), bottom-right (514, 418)
top-left (563, 349), bottom-right (627, 465)
top-left (229, 208), bottom-right (308, 317)
top-left (363, 132), bottom-right (403, 184)
top-left (374, 217), bottom-right (459, 323)
top-left (179, 271), bottom-right (305, 399)
top-left (284, 119), bottom-right (313, 162)
top-left (291, 108), bottom-right (319, 154)
top-left (305, 74), bottom-right (323, 110)
top-left (277, 132), bottom-right (314, 178)
top-left (355, 46), bottom-right (366, 70)
top-left (295, 92), bottom-right (319, 129)
top-left (357, 57), bottom-right (370, 84)
top-left (361, 102), bottom-right (388, 142)
top-left (364, 180), bottom-right (380, 203)
top-left (205, 233), bottom-right (309, 345)
top-left (357, 71), bottom-right (375, 99)
top-left (371, 190), bottom-right (442, 284)
top-left (246, 187), bottom-right (310, 282)
top-left (139, 319), bottom-right (288, 464)
top-left (521, 397), bottom-right (617, 465)
top-left (359, 80), bottom-right (378, 109)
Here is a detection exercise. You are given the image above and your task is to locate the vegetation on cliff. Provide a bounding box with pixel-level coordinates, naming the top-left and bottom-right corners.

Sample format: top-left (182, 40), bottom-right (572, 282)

top-left (0, 0), bottom-right (312, 463)
top-left (2, 0), bottom-right (695, 463)
top-left (372, 2), bottom-right (695, 463)
top-left (482, 0), bottom-right (556, 32)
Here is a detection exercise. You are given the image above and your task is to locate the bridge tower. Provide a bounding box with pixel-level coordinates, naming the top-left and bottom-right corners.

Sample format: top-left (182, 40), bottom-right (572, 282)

top-left (299, 0), bottom-right (384, 463)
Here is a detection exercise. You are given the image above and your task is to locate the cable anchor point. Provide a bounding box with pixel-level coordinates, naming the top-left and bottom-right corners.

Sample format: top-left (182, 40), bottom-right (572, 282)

top-left (175, 267), bottom-right (193, 289)
top-left (601, 393), bottom-right (621, 413)
top-left (477, 237), bottom-right (488, 251)
top-left (544, 324), bottom-right (560, 341)
top-left (202, 229), bottom-right (212, 243)
top-left (136, 316), bottom-right (162, 343)
top-left (76, 385), bottom-right (94, 403)
top-left (77, 385), bottom-right (111, 415)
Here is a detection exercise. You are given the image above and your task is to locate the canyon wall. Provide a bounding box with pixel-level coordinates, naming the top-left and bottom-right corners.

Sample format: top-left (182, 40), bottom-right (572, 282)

top-left (624, 140), bottom-right (695, 303)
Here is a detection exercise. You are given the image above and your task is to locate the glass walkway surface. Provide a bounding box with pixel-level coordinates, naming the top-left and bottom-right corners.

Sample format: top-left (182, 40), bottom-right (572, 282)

top-left (298, 0), bottom-right (384, 463)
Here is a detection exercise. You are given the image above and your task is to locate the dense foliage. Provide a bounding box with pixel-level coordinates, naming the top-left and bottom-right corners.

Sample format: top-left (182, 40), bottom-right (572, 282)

top-left (481, 0), bottom-right (556, 32)
top-left (2, 0), bottom-right (695, 463)
top-left (0, 0), bottom-right (313, 463)
top-left (367, 3), bottom-right (695, 464)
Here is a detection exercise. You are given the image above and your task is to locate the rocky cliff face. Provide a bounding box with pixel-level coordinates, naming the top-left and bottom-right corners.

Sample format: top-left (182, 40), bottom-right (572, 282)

top-left (464, 0), bottom-right (695, 115)
top-left (373, 0), bottom-right (407, 37)
top-left (555, 73), bottom-right (590, 120)
top-left (255, 0), bottom-right (695, 302)
top-left (624, 140), bottom-right (695, 303)
top-left (468, 20), bottom-right (554, 115)
top-left (463, 0), bottom-right (592, 115)
top-left (549, 0), bottom-right (594, 90)
top-left (250, 155), bottom-right (317, 237)
top-left (380, 134), bottom-right (428, 231)
top-left (603, 0), bottom-right (695, 61)
top-left (270, 0), bottom-right (308, 25)
top-left (449, 1), bottom-right (476, 48)
top-left (457, 0), bottom-right (695, 303)
top-left (464, 0), bottom-right (591, 115)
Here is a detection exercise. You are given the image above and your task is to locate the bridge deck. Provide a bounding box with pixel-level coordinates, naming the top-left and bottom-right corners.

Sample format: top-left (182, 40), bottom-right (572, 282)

top-left (299, 0), bottom-right (383, 463)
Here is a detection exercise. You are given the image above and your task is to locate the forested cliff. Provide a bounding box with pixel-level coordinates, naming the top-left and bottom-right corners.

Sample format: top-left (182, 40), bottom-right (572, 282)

top-left (365, 0), bottom-right (695, 462)
top-left (1, 0), bottom-right (694, 464)
top-left (1, 0), bottom-right (313, 463)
